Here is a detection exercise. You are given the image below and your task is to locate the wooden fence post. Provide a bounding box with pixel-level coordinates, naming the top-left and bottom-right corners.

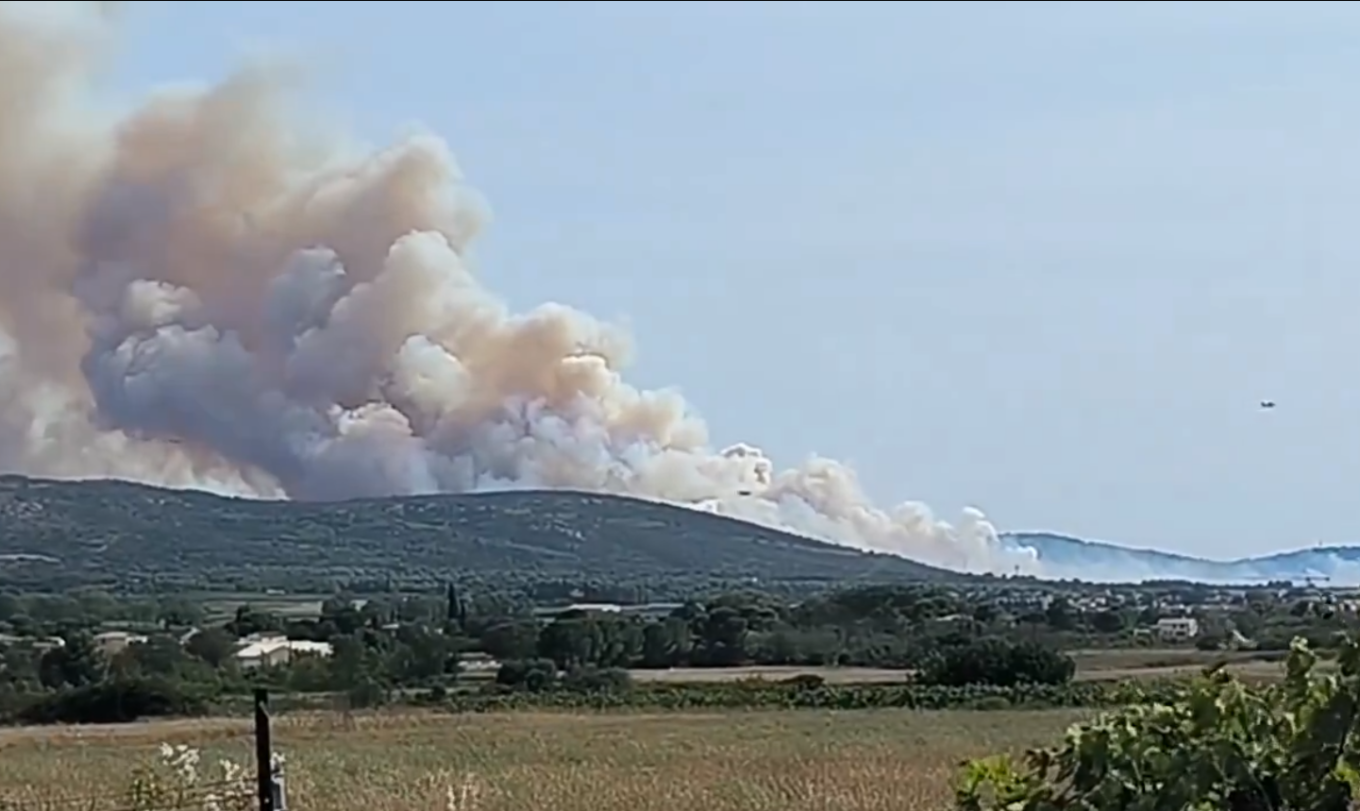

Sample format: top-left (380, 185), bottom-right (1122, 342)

top-left (253, 688), bottom-right (274, 811)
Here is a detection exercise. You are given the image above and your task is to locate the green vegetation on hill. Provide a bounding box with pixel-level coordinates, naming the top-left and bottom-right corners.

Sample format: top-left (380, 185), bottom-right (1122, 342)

top-left (0, 475), bottom-right (964, 589)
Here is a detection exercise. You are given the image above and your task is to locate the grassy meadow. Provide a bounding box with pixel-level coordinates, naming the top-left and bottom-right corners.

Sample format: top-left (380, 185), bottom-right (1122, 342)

top-left (0, 644), bottom-right (1299, 810)
top-left (0, 709), bottom-right (1088, 811)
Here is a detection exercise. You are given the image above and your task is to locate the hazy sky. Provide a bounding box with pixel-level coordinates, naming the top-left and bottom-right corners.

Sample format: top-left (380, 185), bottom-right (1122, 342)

top-left (102, 0), bottom-right (1360, 558)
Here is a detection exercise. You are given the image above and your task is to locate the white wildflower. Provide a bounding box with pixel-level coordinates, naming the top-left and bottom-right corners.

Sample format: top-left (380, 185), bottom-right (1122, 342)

top-left (446, 774), bottom-right (485, 811)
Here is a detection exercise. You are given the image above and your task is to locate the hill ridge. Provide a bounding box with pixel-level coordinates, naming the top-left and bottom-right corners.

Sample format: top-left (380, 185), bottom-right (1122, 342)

top-left (0, 474), bottom-right (966, 590)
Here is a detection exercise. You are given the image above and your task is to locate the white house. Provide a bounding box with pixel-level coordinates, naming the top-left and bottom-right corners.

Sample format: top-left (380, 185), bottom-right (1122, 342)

top-left (1154, 617), bottom-right (1199, 641)
top-left (234, 636), bottom-right (333, 670)
top-left (93, 630), bottom-right (149, 656)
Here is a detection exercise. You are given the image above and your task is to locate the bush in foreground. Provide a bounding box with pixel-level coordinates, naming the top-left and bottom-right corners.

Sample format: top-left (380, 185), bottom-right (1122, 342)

top-left (955, 636), bottom-right (1360, 811)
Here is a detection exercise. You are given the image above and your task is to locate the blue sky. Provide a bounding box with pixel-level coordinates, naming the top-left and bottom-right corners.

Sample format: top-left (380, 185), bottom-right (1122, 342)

top-left (103, 1), bottom-right (1360, 558)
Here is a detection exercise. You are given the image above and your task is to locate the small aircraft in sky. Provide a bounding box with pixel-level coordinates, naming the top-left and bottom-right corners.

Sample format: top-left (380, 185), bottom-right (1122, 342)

top-left (1259, 400), bottom-right (1276, 410)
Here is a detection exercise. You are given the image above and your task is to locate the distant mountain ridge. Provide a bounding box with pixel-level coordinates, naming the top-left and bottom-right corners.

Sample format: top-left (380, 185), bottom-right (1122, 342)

top-left (1, 473), bottom-right (1354, 587)
top-left (1002, 531), bottom-right (1360, 585)
top-left (0, 474), bottom-right (967, 589)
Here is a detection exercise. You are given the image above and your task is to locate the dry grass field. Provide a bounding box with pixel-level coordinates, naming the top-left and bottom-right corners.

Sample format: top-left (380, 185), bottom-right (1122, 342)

top-left (0, 708), bottom-right (1088, 811)
top-left (1066, 647), bottom-right (1304, 683)
top-left (0, 647), bottom-right (1287, 810)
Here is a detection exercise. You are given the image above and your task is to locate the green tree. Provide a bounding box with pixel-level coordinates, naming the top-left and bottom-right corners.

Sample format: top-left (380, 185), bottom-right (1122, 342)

top-left (1043, 598), bottom-right (1074, 631)
top-left (971, 603), bottom-right (999, 624)
top-left (0, 592), bottom-right (21, 622)
top-left (538, 617), bottom-right (597, 669)
top-left (918, 639), bottom-right (1074, 687)
top-left (319, 597), bottom-right (366, 636)
top-left (225, 606), bottom-right (281, 637)
top-left (495, 658), bottom-right (557, 692)
top-left (698, 607), bottom-right (748, 666)
top-left (640, 617), bottom-right (691, 668)
top-left (1089, 609), bottom-right (1125, 634)
top-left (184, 628), bottom-right (236, 669)
top-left (37, 634), bottom-right (104, 689)
top-left (115, 635), bottom-right (188, 678)
top-left (327, 633), bottom-right (376, 690)
top-left (155, 597), bottom-right (204, 629)
top-left (479, 621), bottom-right (540, 661)
top-left (387, 625), bottom-right (458, 684)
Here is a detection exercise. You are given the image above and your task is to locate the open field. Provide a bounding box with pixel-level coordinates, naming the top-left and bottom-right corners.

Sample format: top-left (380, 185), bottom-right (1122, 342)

top-left (612, 649), bottom-right (1301, 687)
top-left (1067, 647), bottom-right (1270, 670)
top-left (0, 709), bottom-right (1088, 811)
top-left (1066, 647), bottom-right (1305, 683)
top-left (198, 593), bottom-right (331, 623)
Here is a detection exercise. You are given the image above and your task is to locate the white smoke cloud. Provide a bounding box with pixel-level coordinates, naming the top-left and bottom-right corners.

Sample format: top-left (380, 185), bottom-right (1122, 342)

top-left (0, 2), bottom-right (1046, 577)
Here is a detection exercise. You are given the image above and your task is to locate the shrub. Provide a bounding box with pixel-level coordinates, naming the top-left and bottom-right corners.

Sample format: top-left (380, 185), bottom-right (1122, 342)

top-left (15, 677), bottom-right (206, 725)
top-left (955, 636), bottom-right (1360, 811)
top-left (1193, 633), bottom-right (1223, 651)
top-left (344, 677), bottom-right (387, 709)
top-left (494, 658), bottom-right (558, 692)
top-left (782, 673), bottom-right (826, 690)
top-left (918, 639), bottom-right (1074, 687)
top-left (561, 666), bottom-right (633, 693)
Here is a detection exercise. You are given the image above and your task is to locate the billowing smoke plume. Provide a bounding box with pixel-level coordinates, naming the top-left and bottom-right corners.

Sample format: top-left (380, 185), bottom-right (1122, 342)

top-left (0, 3), bottom-right (1041, 577)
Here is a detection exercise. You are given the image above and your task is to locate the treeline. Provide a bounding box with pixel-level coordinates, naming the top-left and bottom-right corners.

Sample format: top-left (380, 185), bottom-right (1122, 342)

top-left (4, 578), bottom-right (1360, 725)
top-left (5, 645), bottom-right (1148, 725)
top-left (0, 642), bottom-right (1169, 724)
top-left (0, 585), bottom-right (1088, 721)
top-left (485, 636), bottom-right (1079, 708)
top-left (472, 587), bottom-right (1092, 671)
top-left (5, 577), bottom-right (1356, 659)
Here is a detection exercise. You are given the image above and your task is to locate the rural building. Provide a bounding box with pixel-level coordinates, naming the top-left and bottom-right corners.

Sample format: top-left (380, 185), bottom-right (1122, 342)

top-left (234, 636), bottom-right (333, 670)
top-left (93, 630), bottom-right (148, 655)
top-left (0, 633), bottom-right (63, 651)
top-left (1154, 617), bottom-right (1199, 641)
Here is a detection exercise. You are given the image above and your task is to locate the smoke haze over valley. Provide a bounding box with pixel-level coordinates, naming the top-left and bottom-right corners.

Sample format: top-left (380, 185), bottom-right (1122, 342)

top-left (1000, 532), bottom-right (1360, 586)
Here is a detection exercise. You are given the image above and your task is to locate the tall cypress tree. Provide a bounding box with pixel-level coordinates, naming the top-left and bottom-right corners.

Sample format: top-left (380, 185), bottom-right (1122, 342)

top-left (446, 581), bottom-right (466, 630)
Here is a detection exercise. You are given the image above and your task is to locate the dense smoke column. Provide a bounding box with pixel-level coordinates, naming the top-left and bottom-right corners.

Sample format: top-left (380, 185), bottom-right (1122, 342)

top-left (0, 2), bottom-right (1040, 576)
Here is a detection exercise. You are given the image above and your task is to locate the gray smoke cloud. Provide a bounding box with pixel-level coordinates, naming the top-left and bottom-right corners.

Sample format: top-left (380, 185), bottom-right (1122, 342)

top-left (0, 2), bottom-right (1044, 577)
